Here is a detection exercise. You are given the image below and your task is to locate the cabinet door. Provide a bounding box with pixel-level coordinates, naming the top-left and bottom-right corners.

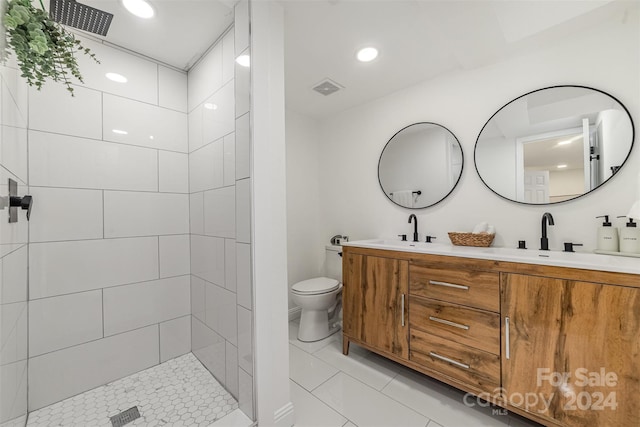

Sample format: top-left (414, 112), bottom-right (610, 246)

top-left (343, 253), bottom-right (409, 359)
top-left (502, 273), bottom-right (640, 426)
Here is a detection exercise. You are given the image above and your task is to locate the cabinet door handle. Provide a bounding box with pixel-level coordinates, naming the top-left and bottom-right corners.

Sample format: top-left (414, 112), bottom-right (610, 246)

top-left (401, 294), bottom-right (405, 327)
top-left (429, 280), bottom-right (469, 290)
top-left (505, 316), bottom-right (510, 360)
top-left (429, 352), bottom-right (470, 370)
top-left (429, 316), bottom-right (470, 330)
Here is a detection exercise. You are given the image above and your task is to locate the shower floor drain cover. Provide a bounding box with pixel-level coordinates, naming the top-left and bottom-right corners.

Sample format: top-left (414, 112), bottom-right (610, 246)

top-left (110, 406), bottom-right (141, 427)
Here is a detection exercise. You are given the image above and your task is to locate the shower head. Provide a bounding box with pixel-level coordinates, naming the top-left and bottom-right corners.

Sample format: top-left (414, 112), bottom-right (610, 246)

top-left (49, 0), bottom-right (114, 37)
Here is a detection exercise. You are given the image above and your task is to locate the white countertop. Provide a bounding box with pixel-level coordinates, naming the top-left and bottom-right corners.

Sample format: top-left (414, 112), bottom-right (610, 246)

top-left (342, 239), bottom-right (640, 275)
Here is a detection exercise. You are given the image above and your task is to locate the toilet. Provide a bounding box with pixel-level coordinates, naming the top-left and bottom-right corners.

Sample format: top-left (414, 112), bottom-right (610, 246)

top-left (291, 245), bottom-right (343, 342)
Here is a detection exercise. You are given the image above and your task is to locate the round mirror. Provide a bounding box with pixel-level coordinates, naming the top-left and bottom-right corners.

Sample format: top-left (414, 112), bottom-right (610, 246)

top-left (474, 86), bottom-right (634, 204)
top-left (378, 122), bottom-right (464, 209)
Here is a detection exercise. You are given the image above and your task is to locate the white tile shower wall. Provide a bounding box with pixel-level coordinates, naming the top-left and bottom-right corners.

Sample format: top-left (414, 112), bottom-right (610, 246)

top-left (103, 275), bottom-right (190, 336)
top-left (188, 23), bottom-right (252, 411)
top-left (158, 151), bottom-right (189, 193)
top-left (27, 187), bottom-right (103, 243)
top-left (158, 66), bottom-right (189, 113)
top-left (103, 191), bottom-right (189, 238)
top-left (29, 237), bottom-right (159, 299)
top-left (159, 315), bottom-right (192, 363)
top-left (102, 94), bottom-right (188, 152)
top-left (28, 83), bottom-right (102, 140)
top-left (28, 131), bottom-right (158, 192)
top-left (25, 39), bottom-right (193, 410)
top-left (28, 325), bottom-right (159, 410)
top-left (0, 63), bottom-right (28, 426)
top-left (191, 235), bottom-right (226, 286)
top-left (159, 235), bottom-right (191, 278)
top-left (73, 36), bottom-right (158, 105)
top-left (204, 186), bottom-right (236, 238)
top-left (28, 290), bottom-right (103, 357)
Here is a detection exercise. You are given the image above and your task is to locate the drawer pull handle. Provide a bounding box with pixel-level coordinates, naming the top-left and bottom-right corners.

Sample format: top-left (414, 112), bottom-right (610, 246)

top-left (505, 316), bottom-right (510, 360)
top-left (429, 352), bottom-right (470, 370)
top-left (429, 316), bottom-right (470, 330)
top-left (401, 294), bottom-right (405, 327)
top-left (429, 280), bottom-right (469, 290)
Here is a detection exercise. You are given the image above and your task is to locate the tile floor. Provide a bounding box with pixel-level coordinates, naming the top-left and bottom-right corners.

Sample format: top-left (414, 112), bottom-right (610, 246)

top-left (288, 320), bottom-right (542, 427)
top-left (26, 353), bottom-right (248, 427)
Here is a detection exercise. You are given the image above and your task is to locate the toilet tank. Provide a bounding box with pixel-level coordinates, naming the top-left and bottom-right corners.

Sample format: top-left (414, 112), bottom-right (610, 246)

top-left (325, 245), bottom-right (343, 281)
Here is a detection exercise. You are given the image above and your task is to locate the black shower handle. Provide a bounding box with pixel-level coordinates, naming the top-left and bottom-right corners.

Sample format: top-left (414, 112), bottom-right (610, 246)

top-left (10, 195), bottom-right (33, 220)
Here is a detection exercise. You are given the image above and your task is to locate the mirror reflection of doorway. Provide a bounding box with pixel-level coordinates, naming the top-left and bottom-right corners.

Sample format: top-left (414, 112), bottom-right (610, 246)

top-left (516, 123), bottom-right (595, 203)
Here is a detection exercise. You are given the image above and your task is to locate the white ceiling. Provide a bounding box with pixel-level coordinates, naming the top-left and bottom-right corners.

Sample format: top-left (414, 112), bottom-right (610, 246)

top-left (67, 0), bottom-right (235, 70)
top-left (59, 0), bottom-right (635, 118)
top-left (281, 0), bottom-right (634, 119)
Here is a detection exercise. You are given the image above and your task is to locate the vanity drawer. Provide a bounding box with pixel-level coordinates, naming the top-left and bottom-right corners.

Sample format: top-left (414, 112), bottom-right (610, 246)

top-left (409, 297), bottom-right (500, 355)
top-left (410, 328), bottom-right (500, 393)
top-left (409, 265), bottom-right (499, 312)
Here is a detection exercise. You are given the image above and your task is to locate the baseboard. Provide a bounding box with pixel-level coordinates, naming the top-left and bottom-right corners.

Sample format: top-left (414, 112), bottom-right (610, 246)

top-left (273, 401), bottom-right (294, 427)
top-left (288, 306), bottom-right (301, 321)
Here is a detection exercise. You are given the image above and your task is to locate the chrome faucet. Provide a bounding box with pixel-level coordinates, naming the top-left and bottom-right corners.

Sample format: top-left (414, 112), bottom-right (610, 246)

top-left (408, 214), bottom-right (418, 242)
top-left (540, 212), bottom-right (555, 250)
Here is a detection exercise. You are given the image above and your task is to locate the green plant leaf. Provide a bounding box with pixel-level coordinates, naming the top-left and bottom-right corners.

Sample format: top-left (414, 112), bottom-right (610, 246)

top-left (3, 0), bottom-right (100, 96)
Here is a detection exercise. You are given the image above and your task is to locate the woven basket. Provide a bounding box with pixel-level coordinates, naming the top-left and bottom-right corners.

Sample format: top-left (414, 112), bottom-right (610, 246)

top-left (448, 232), bottom-right (495, 247)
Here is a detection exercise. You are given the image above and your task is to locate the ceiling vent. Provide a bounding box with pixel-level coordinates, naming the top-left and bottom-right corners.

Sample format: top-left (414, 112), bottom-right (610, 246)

top-left (312, 79), bottom-right (344, 96)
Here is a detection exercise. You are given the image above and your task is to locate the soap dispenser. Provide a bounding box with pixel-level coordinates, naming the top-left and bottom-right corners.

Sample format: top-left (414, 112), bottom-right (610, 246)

top-left (617, 216), bottom-right (640, 254)
top-left (596, 215), bottom-right (619, 252)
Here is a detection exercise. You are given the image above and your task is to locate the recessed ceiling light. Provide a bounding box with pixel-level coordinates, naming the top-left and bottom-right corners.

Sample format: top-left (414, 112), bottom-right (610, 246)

top-left (112, 129), bottom-right (128, 135)
top-left (105, 72), bottom-right (127, 83)
top-left (236, 54), bottom-right (250, 67)
top-left (122, 0), bottom-right (154, 19)
top-left (204, 103), bottom-right (218, 110)
top-left (557, 140), bottom-right (572, 146)
top-left (357, 47), bottom-right (378, 62)
top-left (149, 135), bottom-right (154, 140)
top-left (557, 164), bottom-right (568, 169)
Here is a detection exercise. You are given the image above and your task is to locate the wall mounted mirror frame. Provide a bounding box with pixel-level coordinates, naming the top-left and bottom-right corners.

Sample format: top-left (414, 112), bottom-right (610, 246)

top-left (378, 122), bottom-right (464, 209)
top-left (474, 85), bottom-right (635, 205)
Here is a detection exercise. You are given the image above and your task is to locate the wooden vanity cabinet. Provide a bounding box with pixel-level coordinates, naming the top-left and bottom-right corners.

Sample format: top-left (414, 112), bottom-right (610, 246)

top-left (341, 245), bottom-right (640, 427)
top-left (501, 273), bottom-right (640, 426)
top-left (342, 252), bottom-right (409, 359)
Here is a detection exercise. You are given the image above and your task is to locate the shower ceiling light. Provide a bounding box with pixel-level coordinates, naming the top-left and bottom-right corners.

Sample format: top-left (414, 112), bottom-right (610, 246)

top-left (236, 54), bottom-right (250, 67)
top-left (557, 164), bottom-right (568, 168)
top-left (357, 47), bottom-right (378, 62)
top-left (122, 0), bottom-right (155, 19)
top-left (106, 72), bottom-right (127, 83)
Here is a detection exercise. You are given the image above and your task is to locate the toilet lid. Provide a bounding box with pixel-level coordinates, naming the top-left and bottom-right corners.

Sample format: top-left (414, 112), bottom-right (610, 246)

top-left (292, 277), bottom-right (340, 295)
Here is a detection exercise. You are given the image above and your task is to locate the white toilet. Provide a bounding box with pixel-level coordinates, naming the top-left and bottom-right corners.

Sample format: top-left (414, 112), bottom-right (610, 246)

top-left (291, 245), bottom-right (343, 342)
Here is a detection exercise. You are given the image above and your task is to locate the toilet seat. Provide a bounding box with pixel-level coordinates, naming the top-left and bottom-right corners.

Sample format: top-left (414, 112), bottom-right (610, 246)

top-left (292, 277), bottom-right (340, 295)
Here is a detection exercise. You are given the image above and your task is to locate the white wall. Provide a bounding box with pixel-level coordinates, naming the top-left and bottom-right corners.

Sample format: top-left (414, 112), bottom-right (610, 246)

top-left (25, 37), bottom-right (192, 411)
top-left (0, 59), bottom-right (29, 427)
top-left (285, 109), bottom-right (324, 309)
top-left (313, 11), bottom-right (639, 252)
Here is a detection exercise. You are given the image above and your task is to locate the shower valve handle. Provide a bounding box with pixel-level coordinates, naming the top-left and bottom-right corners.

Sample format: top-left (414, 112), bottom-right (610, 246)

top-left (10, 195), bottom-right (33, 220)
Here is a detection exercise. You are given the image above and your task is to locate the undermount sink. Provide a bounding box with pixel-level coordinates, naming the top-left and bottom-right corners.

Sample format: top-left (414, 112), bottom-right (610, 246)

top-left (342, 239), bottom-right (640, 275)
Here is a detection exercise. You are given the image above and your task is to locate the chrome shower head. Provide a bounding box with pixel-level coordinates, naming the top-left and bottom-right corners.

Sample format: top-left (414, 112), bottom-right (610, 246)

top-left (49, 0), bottom-right (114, 36)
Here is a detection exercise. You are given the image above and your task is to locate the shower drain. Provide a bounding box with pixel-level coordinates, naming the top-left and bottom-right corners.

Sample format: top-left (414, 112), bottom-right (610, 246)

top-left (110, 406), bottom-right (141, 427)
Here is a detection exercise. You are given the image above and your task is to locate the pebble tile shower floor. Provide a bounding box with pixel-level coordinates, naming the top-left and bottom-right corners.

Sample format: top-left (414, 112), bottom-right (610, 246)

top-left (26, 353), bottom-right (238, 427)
